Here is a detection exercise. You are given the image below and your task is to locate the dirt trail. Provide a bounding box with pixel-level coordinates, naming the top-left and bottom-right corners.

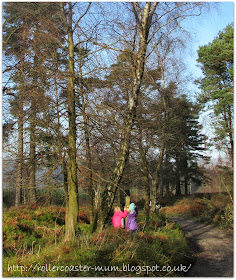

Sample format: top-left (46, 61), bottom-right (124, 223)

top-left (170, 217), bottom-right (233, 277)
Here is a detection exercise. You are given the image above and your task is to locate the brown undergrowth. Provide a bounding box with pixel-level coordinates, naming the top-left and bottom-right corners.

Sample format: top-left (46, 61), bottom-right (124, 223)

top-left (161, 194), bottom-right (233, 231)
top-left (3, 205), bottom-right (191, 277)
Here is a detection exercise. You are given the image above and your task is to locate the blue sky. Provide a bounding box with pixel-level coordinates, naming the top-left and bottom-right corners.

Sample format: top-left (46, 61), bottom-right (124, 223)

top-left (194, 2), bottom-right (233, 44)
top-left (185, 2), bottom-right (234, 78)
top-left (182, 2), bottom-right (234, 164)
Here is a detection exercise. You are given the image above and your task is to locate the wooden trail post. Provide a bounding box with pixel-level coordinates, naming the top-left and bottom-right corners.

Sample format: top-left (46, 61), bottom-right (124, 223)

top-left (123, 189), bottom-right (130, 228)
top-left (125, 189), bottom-right (130, 208)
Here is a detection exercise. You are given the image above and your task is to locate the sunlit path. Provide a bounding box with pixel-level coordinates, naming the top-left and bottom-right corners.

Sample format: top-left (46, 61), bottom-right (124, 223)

top-left (170, 217), bottom-right (233, 277)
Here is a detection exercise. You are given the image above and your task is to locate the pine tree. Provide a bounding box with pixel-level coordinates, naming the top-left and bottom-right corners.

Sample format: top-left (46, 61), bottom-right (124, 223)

top-left (167, 92), bottom-right (205, 195)
top-left (3, 2), bottom-right (66, 205)
top-left (196, 24), bottom-right (234, 168)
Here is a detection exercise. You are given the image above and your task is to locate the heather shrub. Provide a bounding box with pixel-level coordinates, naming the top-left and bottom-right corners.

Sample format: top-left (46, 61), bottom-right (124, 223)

top-left (3, 206), bottom-right (190, 277)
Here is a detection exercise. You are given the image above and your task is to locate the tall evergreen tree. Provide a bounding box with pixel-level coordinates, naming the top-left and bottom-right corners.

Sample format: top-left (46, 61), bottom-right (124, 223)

top-left (3, 2), bottom-right (66, 205)
top-left (3, 3), bottom-right (32, 206)
top-left (167, 91), bottom-right (205, 195)
top-left (196, 24), bottom-right (234, 168)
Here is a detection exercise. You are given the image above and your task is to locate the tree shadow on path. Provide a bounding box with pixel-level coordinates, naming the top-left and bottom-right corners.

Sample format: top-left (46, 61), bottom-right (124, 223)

top-left (170, 216), bottom-right (233, 277)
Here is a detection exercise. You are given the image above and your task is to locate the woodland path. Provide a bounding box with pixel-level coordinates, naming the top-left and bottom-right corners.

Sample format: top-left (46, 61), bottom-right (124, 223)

top-left (170, 216), bottom-right (233, 277)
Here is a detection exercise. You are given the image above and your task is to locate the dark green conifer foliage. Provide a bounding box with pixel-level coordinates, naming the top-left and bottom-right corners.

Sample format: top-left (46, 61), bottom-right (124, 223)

top-left (196, 24), bottom-right (234, 167)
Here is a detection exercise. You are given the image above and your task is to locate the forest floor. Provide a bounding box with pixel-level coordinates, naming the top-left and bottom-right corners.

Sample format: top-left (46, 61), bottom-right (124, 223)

top-left (170, 216), bottom-right (233, 277)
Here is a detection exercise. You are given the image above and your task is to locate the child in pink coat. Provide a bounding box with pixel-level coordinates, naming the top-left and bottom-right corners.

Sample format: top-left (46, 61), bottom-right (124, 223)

top-left (112, 206), bottom-right (127, 228)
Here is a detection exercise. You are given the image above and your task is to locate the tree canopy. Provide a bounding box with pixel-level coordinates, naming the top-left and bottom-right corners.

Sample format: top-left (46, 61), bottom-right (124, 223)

top-left (3, 2), bottom-right (232, 239)
top-left (196, 24), bottom-right (234, 167)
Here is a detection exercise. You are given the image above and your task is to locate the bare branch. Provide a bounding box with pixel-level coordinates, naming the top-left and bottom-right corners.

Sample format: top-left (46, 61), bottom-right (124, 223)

top-left (72, 2), bottom-right (92, 32)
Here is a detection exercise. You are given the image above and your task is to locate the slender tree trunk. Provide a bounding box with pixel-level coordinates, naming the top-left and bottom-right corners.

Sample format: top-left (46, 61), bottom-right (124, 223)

top-left (57, 128), bottom-right (69, 234)
top-left (175, 158), bottom-right (181, 196)
top-left (176, 177), bottom-right (181, 196)
top-left (61, 3), bottom-right (79, 239)
top-left (15, 25), bottom-right (27, 207)
top-left (165, 181), bottom-right (170, 197)
top-left (15, 76), bottom-right (24, 206)
top-left (224, 105), bottom-right (233, 168)
top-left (15, 101), bottom-right (23, 207)
top-left (125, 189), bottom-right (130, 207)
top-left (183, 158), bottom-right (188, 195)
top-left (81, 90), bottom-right (94, 219)
top-left (28, 97), bottom-right (36, 204)
top-left (165, 152), bottom-right (171, 197)
top-left (144, 169), bottom-right (150, 219)
top-left (150, 177), bottom-right (156, 212)
top-left (28, 50), bottom-right (38, 204)
top-left (184, 176), bottom-right (188, 195)
top-left (22, 188), bottom-right (27, 205)
top-left (159, 166), bottom-right (164, 198)
top-left (52, 55), bottom-right (70, 233)
top-left (56, 106), bottom-right (69, 234)
top-left (150, 143), bottom-right (164, 212)
top-left (62, 160), bottom-right (69, 234)
top-left (137, 116), bottom-right (150, 220)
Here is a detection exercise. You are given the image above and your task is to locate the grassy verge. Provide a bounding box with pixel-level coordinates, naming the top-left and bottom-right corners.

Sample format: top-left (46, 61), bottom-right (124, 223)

top-left (3, 205), bottom-right (191, 277)
top-left (161, 194), bottom-right (233, 231)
